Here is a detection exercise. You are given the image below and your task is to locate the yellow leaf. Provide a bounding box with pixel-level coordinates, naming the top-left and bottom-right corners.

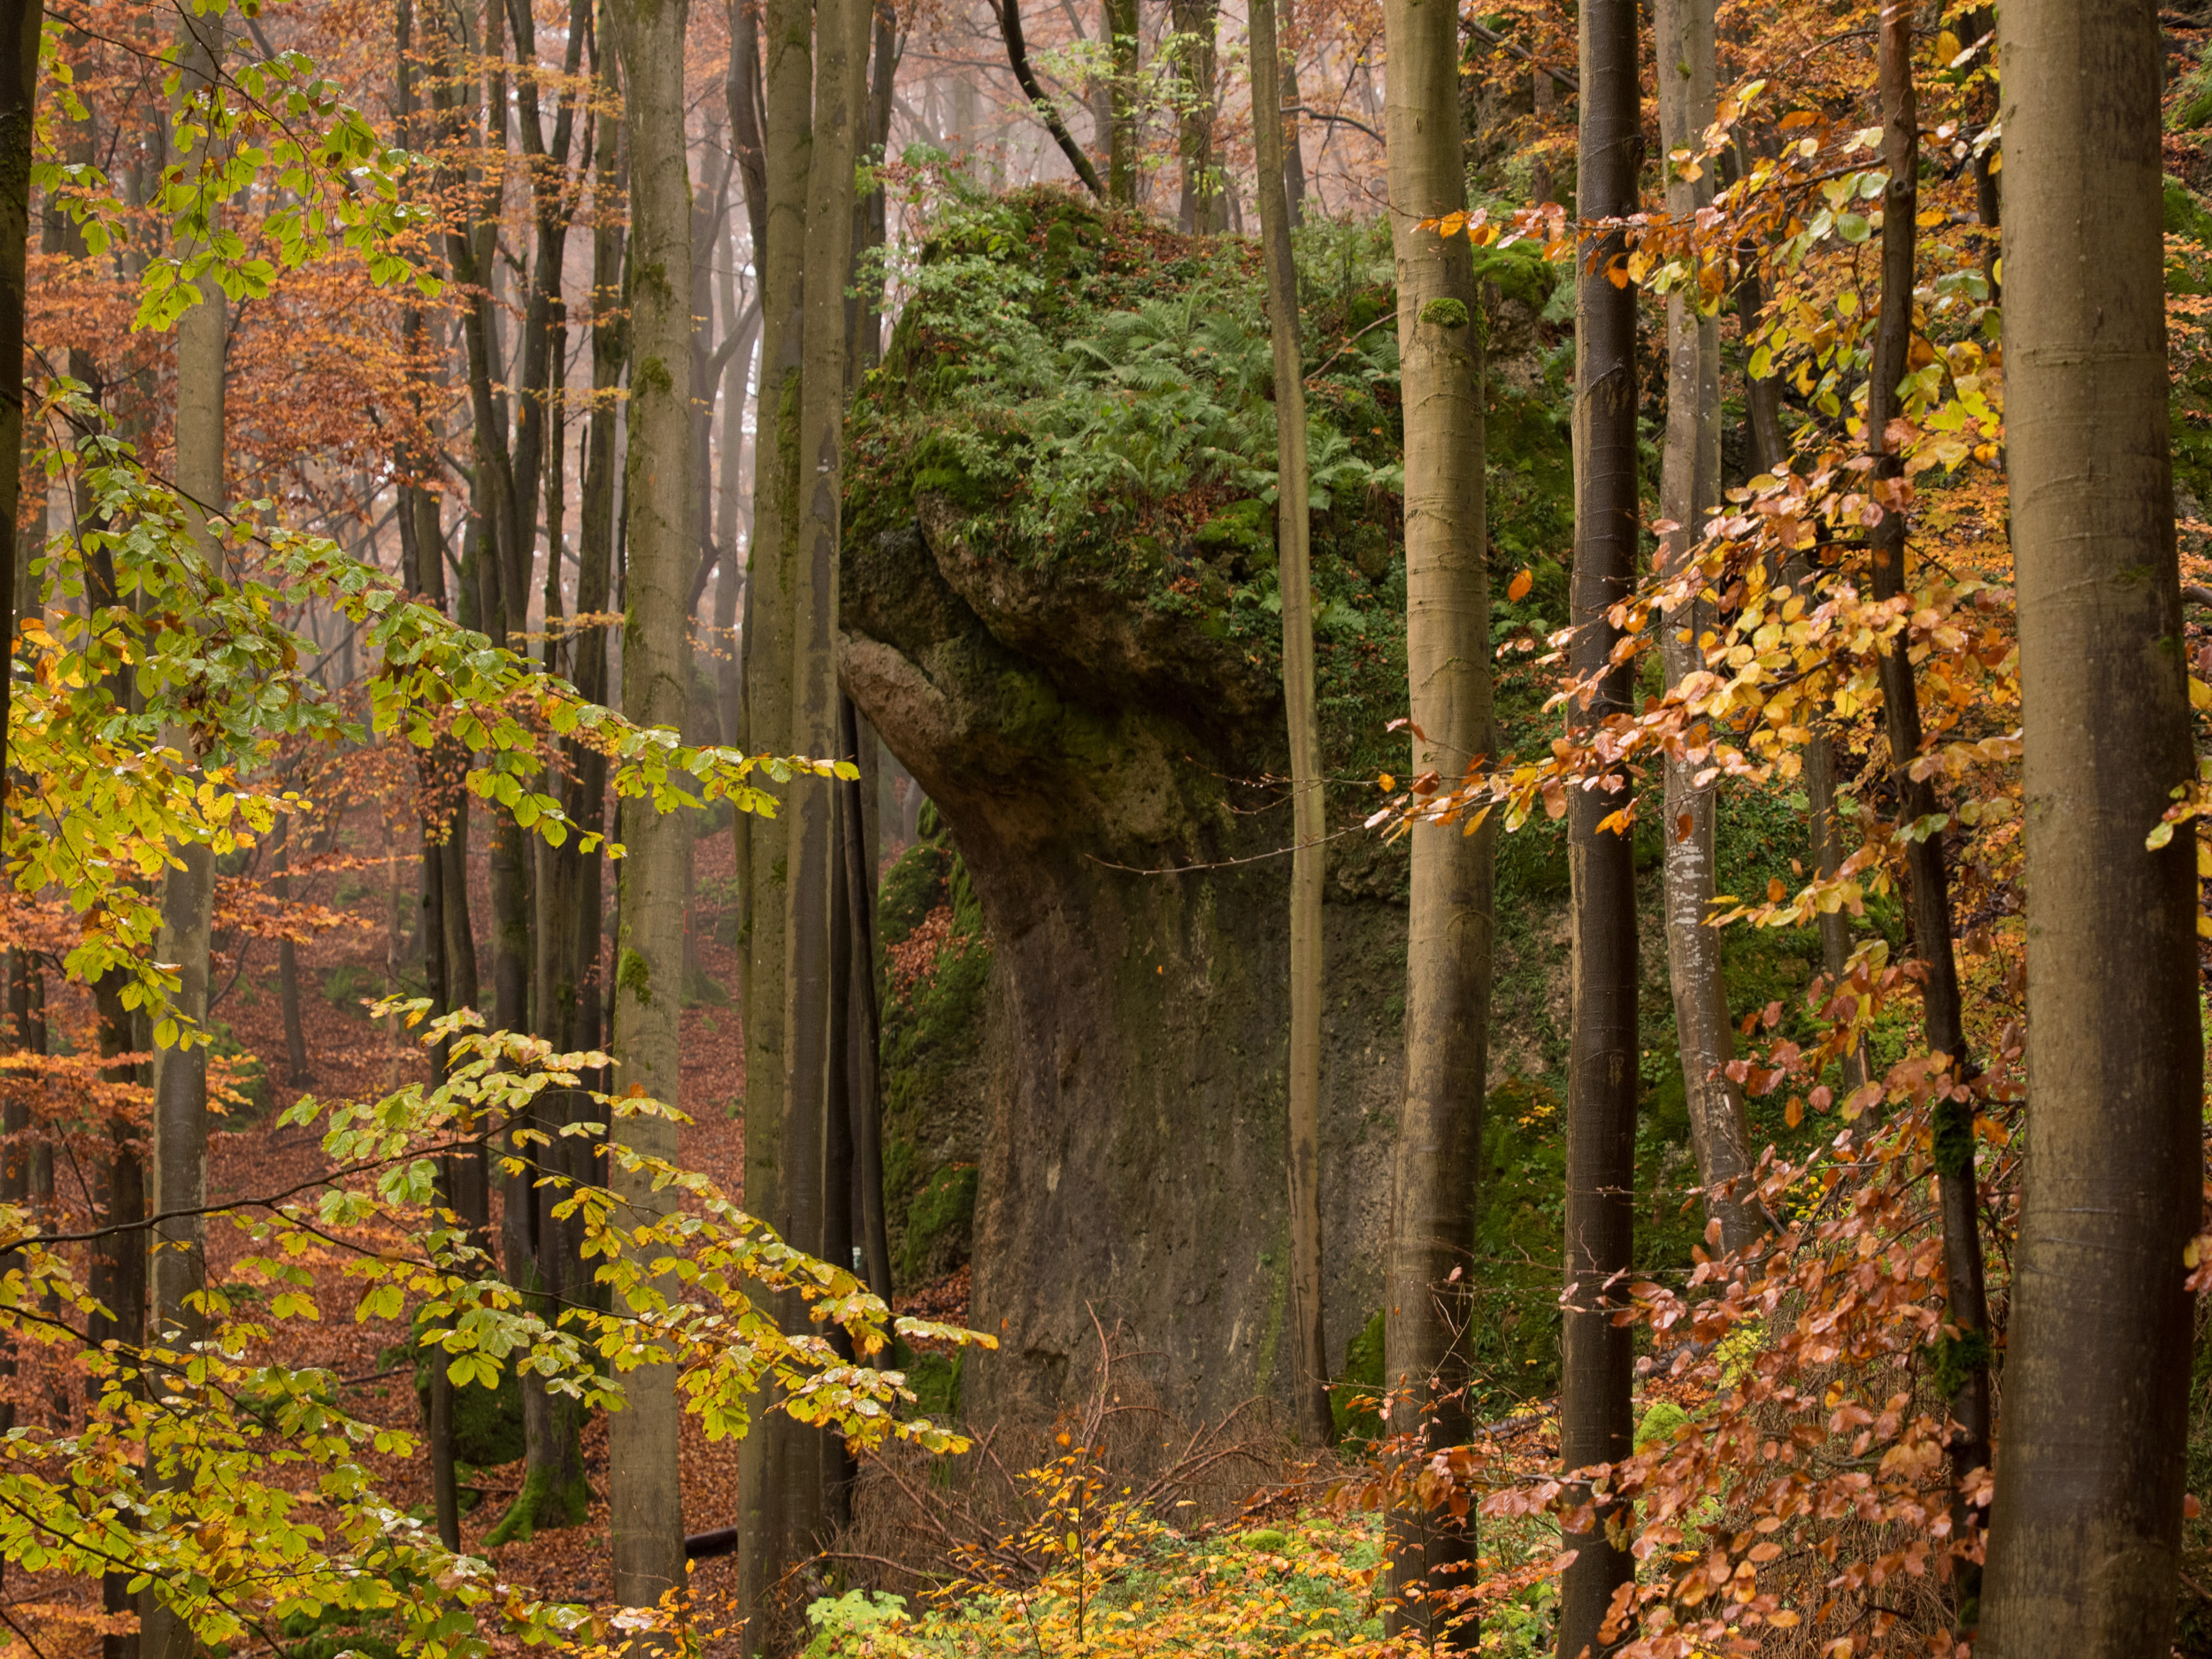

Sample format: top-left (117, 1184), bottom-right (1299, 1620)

top-left (2193, 677), bottom-right (2211, 711)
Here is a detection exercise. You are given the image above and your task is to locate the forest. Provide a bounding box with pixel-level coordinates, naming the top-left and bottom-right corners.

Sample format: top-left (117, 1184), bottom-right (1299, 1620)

top-left (0, 0), bottom-right (2200, 1654)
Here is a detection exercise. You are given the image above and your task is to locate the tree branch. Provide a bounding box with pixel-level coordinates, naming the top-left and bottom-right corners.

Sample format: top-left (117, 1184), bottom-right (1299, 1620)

top-left (996, 0), bottom-right (1105, 197)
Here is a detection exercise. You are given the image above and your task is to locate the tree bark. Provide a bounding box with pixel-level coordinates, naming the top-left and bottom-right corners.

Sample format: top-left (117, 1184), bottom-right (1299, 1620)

top-left (1979, 4), bottom-right (2201, 1654)
top-left (273, 819), bottom-right (312, 1085)
top-left (0, 0), bottom-right (40, 810)
top-left (605, 0), bottom-right (694, 1617)
top-left (729, 0), bottom-right (768, 261)
top-left (1654, 0), bottom-right (1755, 1256)
top-left (1559, 4), bottom-right (1640, 1655)
top-left (783, 0), bottom-right (867, 1552)
top-left (1248, 0), bottom-right (1330, 1452)
top-left (432, 0), bottom-right (534, 1079)
top-left (849, 0), bottom-right (896, 383)
top-left (840, 695), bottom-right (894, 1304)
top-left (1379, 0), bottom-right (1492, 1631)
top-left (1278, 0), bottom-right (1305, 223)
top-left (1169, 0), bottom-right (1220, 231)
top-left (89, 964), bottom-right (145, 1659)
top-left (1864, 14), bottom-right (1992, 1609)
top-left (714, 273), bottom-right (759, 747)
top-left (146, 20), bottom-right (226, 1659)
top-left (737, 0), bottom-right (815, 1627)
top-left (1104, 0), bottom-right (1138, 203)
top-left (572, 0), bottom-right (623, 1087)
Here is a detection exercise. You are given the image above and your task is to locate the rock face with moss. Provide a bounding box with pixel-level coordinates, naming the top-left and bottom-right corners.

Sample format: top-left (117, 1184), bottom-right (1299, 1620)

top-left (842, 188), bottom-right (1567, 1423)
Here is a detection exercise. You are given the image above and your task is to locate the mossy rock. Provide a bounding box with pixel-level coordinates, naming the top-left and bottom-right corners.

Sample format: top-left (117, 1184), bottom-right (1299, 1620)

top-left (1635, 1400), bottom-right (1690, 1452)
top-left (879, 841), bottom-right (952, 945)
top-left (899, 1163), bottom-right (979, 1286)
top-left (897, 1342), bottom-right (964, 1424)
top-left (1330, 1308), bottom-right (1386, 1444)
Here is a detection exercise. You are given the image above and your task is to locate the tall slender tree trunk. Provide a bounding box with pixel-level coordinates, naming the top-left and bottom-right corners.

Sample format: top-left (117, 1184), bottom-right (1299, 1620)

top-left (1104, 0), bottom-right (1138, 204)
top-left (502, 0), bottom-right (595, 1522)
top-left (1278, 0), bottom-right (1305, 223)
top-left (89, 967), bottom-right (145, 1659)
top-left (737, 0), bottom-right (814, 1626)
top-left (391, 13), bottom-right (472, 1509)
top-left (1654, 0), bottom-right (1755, 1255)
top-left (0, 0), bottom-right (40, 809)
top-left (84, 499), bottom-right (145, 1648)
top-left (1864, 15), bottom-right (1991, 1607)
top-left (1559, 4), bottom-right (1640, 1655)
top-left (431, 0), bottom-right (534, 1075)
top-left (841, 696), bottom-right (893, 1304)
top-left (1380, 0), bottom-right (1493, 1631)
top-left (572, 0), bottom-right (624, 1095)
top-left (0, 950), bottom-right (24, 1448)
top-left (1249, 0), bottom-right (1329, 1451)
top-left (146, 17), bottom-right (225, 1659)
top-left (714, 286), bottom-right (758, 747)
top-left (849, 0), bottom-right (895, 383)
top-left (273, 820), bottom-right (312, 1085)
top-left (1169, 0), bottom-right (1221, 232)
top-left (784, 0), bottom-right (866, 1553)
top-left (1980, 4), bottom-right (2201, 1654)
top-left (605, 0), bottom-right (692, 1617)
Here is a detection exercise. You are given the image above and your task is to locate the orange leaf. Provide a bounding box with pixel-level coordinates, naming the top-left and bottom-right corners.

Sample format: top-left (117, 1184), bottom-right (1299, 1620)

top-left (1507, 567), bottom-right (1533, 603)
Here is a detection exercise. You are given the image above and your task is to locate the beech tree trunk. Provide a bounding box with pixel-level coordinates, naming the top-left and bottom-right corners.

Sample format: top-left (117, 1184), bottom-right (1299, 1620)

top-left (1248, 0), bottom-right (1329, 1453)
top-left (0, 0), bottom-right (38, 805)
top-left (1979, 4), bottom-right (2202, 1654)
top-left (273, 821), bottom-right (312, 1085)
top-left (784, 0), bottom-right (867, 1553)
top-left (736, 0), bottom-right (819, 1629)
top-left (1169, 0), bottom-right (1221, 232)
top-left (145, 19), bottom-right (226, 1659)
top-left (605, 0), bottom-right (693, 1616)
top-left (1278, 0), bottom-right (1305, 223)
top-left (573, 0), bottom-right (624, 1055)
top-left (1104, 0), bottom-right (1138, 203)
top-left (1865, 15), bottom-right (1991, 1607)
top-left (714, 271), bottom-right (758, 747)
top-left (1654, 0), bottom-right (1755, 1255)
top-left (1559, 4), bottom-right (1640, 1655)
top-left (430, 0), bottom-right (535, 1073)
top-left (840, 695), bottom-right (893, 1303)
top-left (1379, 0), bottom-right (1492, 1632)
top-left (82, 516), bottom-right (146, 1655)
